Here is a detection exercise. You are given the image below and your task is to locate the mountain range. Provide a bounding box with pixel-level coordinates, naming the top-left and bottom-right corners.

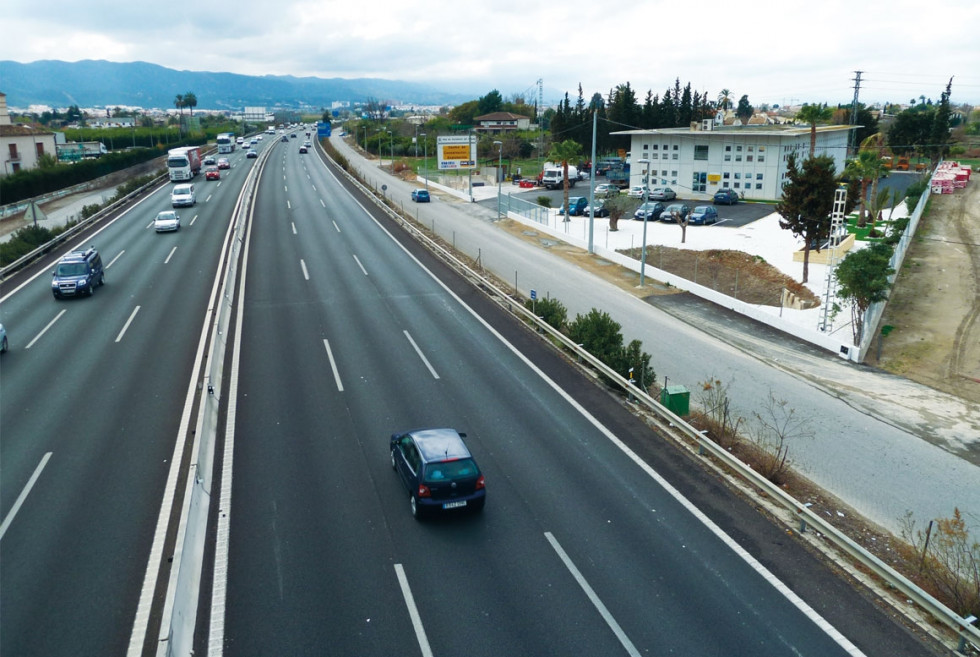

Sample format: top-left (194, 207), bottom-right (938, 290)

top-left (0, 60), bottom-right (477, 110)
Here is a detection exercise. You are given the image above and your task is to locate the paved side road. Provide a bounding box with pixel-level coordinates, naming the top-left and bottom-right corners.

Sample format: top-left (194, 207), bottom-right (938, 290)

top-left (328, 134), bottom-right (980, 538)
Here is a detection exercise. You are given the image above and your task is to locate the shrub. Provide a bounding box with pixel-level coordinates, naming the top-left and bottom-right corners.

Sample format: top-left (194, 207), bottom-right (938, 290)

top-left (525, 296), bottom-right (566, 331)
top-left (537, 196), bottom-right (552, 208)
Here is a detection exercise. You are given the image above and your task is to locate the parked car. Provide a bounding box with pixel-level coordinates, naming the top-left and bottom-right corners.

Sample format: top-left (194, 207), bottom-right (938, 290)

top-left (594, 183), bottom-right (621, 198)
top-left (205, 166), bottom-right (220, 181)
top-left (633, 201), bottom-right (665, 221)
top-left (154, 210), bottom-right (181, 232)
top-left (660, 203), bottom-right (691, 222)
top-left (688, 205), bottom-right (719, 225)
top-left (217, 158), bottom-right (231, 169)
top-left (558, 196), bottom-right (588, 216)
top-left (203, 156), bottom-right (216, 166)
top-left (649, 187), bottom-right (676, 201)
top-left (584, 199), bottom-right (610, 217)
top-left (713, 188), bottom-right (740, 205)
top-left (246, 149), bottom-right (258, 159)
top-left (51, 247), bottom-right (104, 299)
top-left (411, 189), bottom-right (430, 202)
top-left (627, 185), bottom-right (650, 198)
top-left (390, 428), bottom-right (486, 519)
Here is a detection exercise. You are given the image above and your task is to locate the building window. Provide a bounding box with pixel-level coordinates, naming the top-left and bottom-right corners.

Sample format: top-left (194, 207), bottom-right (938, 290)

top-left (669, 153), bottom-right (676, 160)
top-left (736, 145), bottom-right (743, 152)
top-left (758, 155), bottom-right (765, 163)
top-left (758, 145), bottom-right (766, 152)
top-left (734, 182), bottom-right (741, 188)
top-left (694, 145), bottom-right (708, 160)
top-left (756, 173), bottom-right (764, 180)
top-left (734, 173), bottom-right (741, 180)
top-left (8, 144), bottom-right (18, 160)
top-left (724, 154), bottom-right (731, 162)
top-left (652, 144), bottom-right (659, 151)
top-left (747, 146), bottom-right (754, 152)
top-left (661, 170), bottom-right (667, 177)
top-left (725, 145), bottom-right (732, 152)
top-left (722, 182), bottom-right (730, 189)
top-left (756, 183), bottom-right (763, 190)
top-left (735, 154), bottom-right (742, 162)
top-left (692, 171), bottom-right (707, 193)
top-left (673, 145), bottom-right (679, 151)
top-left (746, 155), bottom-right (753, 162)
top-left (723, 172), bottom-right (730, 179)
top-left (36, 143), bottom-right (45, 157)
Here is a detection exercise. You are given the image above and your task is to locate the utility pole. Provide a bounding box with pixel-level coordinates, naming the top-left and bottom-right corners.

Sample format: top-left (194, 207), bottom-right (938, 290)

top-left (848, 71), bottom-right (863, 157)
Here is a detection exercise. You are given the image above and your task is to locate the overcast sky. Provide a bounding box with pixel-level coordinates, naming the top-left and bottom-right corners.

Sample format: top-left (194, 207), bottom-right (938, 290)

top-left (4, 0), bottom-right (979, 107)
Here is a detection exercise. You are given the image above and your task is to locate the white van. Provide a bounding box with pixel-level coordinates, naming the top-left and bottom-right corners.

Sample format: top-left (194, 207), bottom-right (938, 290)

top-left (171, 184), bottom-right (196, 207)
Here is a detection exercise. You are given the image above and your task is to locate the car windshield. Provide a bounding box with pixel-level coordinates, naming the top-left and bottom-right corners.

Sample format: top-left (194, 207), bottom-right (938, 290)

top-left (424, 458), bottom-right (479, 483)
top-left (56, 263), bottom-right (87, 277)
top-left (157, 213), bottom-right (176, 221)
top-left (694, 206), bottom-right (710, 213)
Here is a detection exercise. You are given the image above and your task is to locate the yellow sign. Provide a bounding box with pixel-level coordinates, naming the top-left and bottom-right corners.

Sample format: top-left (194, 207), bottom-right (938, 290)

top-left (442, 144), bottom-right (470, 160)
top-left (707, 173), bottom-right (721, 182)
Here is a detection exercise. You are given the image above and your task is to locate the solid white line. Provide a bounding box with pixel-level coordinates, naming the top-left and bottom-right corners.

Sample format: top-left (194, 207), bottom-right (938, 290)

top-left (352, 254), bottom-right (368, 276)
top-left (300, 259), bottom-right (310, 280)
top-left (25, 309), bottom-right (67, 349)
top-left (106, 250), bottom-right (125, 268)
top-left (115, 305), bottom-right (141, 342)
top-left (394, 564), bottom-right (434, 657)
top-left (190, 214), bottom-right (199, 226)
top-left (403, 330), bottom-right (439, 379)
top-left (291, 222), bottom-right (297, 234)
top-left (164, 246), bottom-right (178, 263)
top-left (322, 339), bottom-right (344, 391)
top-left (332, 220), bottom-right (340, 232)
top-left (545, 532), bottom-right (641, 657)
top-left (0, 452), bottom-right (52, 541)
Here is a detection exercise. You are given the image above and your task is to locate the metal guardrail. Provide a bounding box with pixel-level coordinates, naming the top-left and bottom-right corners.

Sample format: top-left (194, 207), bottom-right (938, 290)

top-left (325, 140), bottom-right (980, 653)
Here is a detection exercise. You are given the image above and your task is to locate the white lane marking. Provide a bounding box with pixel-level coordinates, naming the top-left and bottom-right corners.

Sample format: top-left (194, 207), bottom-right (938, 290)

top-left (25, 309), bottom-right (67, 349)
top-left (190, 214), bottom-right (199, 226)
top-left (403, 331), bottom-right (439, 379)
top-left (311, 184), bottom-right (316, 192)
top-left (320, 199), bottom-right (325, 208)
top-left (545, 532), bottom-right (641, 657)
top-left (352, 254), bottom-right (368, 276)
top-left (146, 221), bottom-right (154, 230)
top-left (322, 339), bottom-right (344, 391)
top-left (206, 195), bottom-right (212, 203)
top-left (300, 259), bottom-right (310, 280)
top-left (338, 178), bottom-right (867, 657)
top-left (216, 181), bottom-right (222, 188)
top-left (164, 246), bottom-right (178, 263)
top-left (107, 250), bottom-right (125, 268)
top-left (284, 186), bottom-right (288, 193)
top-left (0, 452), bottom-right (52, 542)
top-left (115, 305), bottom-right (141, 342)
top-left (291, 222), bottom-right (297, 234)
top-left (394, 564), bottom-right (434, 657)
top-left (287, 200), bottom-right (291, 210)
top-left (332, 220), bottom-right (340, 232)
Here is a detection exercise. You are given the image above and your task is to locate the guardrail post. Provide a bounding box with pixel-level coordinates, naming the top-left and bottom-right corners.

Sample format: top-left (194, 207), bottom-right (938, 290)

top-left (959, 615), bottom-right (977, 653)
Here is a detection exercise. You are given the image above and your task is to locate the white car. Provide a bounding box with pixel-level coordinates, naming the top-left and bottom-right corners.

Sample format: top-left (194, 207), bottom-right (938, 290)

top-left (649, 187), bottom-right (677, 201)
top-left (627, 185), bottom-right (650, 198)
top-left (154, 210), bottom-right (180, 232)
top-left (171, 183), bottom-right (196, 207)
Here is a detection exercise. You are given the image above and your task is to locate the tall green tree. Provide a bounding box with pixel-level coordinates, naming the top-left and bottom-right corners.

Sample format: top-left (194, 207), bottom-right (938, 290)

top-left (796, 103), bottom-right (833, 157)
top-left (835, 242), bottom-right (894, 344)
top-left (929, 78), bottom-right (953, 163)
top-left (845, 150), bottom-right (887, 227)
top-left (717, 89), bottom-right (733, 110)
top-left (183, 92), bottom-right (197, 117)
top-left (477, 89), bottom-right (503, 115)
top-left (735, 94), bottom-right (753, 123)
top-left (547, 139), bottom-right (584, 222)
top-left (775, 153), bottom-right (839, 283)
top-left (887, 108), bottom-right (932, 155)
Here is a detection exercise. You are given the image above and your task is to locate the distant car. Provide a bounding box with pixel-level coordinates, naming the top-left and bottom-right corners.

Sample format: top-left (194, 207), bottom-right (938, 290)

top-left (205, 166), bottom-right (220, 180)
top-left (660, 203), bottom-right (691, 222)
top-left (411, 189), bottom-right (430, 202)
top-left (203, 156), bottom-right (216, 165)
top-left (584, 199), bottom-right (610, 217)
top-left (290, 133), bottom-right (297, 138)
top-left (298, 145), bottom-right (308, 154)
top-left (154, 210), bottom-right (180, 232)
top-left (713, 188), bottom-right (740, 205)
top-left (0, 323), bottom-right (7, 353)
top-left (594, 183), bottom-right (621, 198)
top-left (627, 185), bottom-right (650, 198)
top-left (633, 201), bottom-right (665, 221)
top-left (250, 138), bottom-right (258, 145)
top-left (649, 187), bottom-right (676, 201)
top-left (171, 183), bottom-right (196, 207)
top-left (390, 428), bottom-right (486, 519)
top-left (256, 135), bottom-right (263, 141)
top-left (281, 135), bottom-right (289, 143)
top-left (217, 158), bottom-right (231, 169)
top-left (688, 205), bottom-right (719, 225)
top-left (558, 196), bottom-right (588, 216)
top-left (246, 149), bottom-right (258, 159)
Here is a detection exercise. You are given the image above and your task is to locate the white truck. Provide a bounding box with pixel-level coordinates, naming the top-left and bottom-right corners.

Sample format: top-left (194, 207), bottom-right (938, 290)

top-left (541, 163), bottom-right (579, 190)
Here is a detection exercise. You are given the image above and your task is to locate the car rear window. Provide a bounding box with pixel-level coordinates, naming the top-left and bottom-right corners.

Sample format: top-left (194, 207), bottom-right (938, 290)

top-left (424, 458), bottom-right (479, 483)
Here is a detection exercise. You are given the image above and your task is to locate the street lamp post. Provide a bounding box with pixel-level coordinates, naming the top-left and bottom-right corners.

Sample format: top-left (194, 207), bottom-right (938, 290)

top-left (420, 133), bottom-right (428, 193)
top-left (388, 129), bottom-right (394, 171)
top-left (493, 140), bottom-right (502, 219)
top-left (638, 159), bottom-right (651, 287)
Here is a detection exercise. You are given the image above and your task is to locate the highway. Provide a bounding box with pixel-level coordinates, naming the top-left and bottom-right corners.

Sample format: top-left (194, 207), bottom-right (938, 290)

top-left (0, 132), bottom-right (941, 656)
top-left (0, 140), bottom-right (266, 656)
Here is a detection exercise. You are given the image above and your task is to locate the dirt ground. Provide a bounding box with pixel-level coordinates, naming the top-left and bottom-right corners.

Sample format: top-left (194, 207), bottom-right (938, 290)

top-left (870, 180), bottom-right (980, 404)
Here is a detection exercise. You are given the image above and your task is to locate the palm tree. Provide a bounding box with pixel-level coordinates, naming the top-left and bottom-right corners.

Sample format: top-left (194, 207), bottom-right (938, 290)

top-left (547, 139), bottom-right (584, 222)
top-left (845, 151), bottom-right (886, 227)
top-left (183, 92), bottom-right (197, 117)
top-left (796, 103), bottom-right (833, 158)
top-left (174, 94), bottom-right (184, 117)
top-left (859, 131), bottom-right (889, 226)
top-left (716, 89), bottom-right (732, 111)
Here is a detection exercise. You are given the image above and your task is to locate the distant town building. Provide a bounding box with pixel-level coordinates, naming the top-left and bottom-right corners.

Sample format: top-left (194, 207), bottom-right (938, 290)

top-left (0, 92), bottom-right (58, 177)
top-left (473, 112), bottom-right (532, 134)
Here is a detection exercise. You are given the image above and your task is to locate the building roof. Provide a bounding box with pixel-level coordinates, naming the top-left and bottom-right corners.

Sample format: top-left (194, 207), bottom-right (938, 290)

top-left (0, 124), bottom-right (55, 137)
top-left (474, 112), bottom-right (531, 122)
top-left (612, 124), bottom-right (858, 137)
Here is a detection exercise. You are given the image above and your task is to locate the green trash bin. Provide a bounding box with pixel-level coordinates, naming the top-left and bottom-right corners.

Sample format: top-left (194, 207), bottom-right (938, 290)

top-left (660, 385), bottom-right (690, 416)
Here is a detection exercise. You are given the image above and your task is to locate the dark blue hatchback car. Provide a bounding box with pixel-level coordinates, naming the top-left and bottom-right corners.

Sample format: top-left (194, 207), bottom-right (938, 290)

top-left (390, 428), bottom-right (486, 519)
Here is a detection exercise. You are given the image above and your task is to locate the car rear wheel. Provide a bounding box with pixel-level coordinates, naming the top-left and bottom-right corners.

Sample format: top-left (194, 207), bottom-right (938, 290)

top-left (410, 495), bottom-right (422, 519)
top-left (390, 450), bottom-right (397, 470)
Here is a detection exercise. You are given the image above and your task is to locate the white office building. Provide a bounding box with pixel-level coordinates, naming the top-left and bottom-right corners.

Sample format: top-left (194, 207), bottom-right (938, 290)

top-left (614, 121), bottom-right (856, 201)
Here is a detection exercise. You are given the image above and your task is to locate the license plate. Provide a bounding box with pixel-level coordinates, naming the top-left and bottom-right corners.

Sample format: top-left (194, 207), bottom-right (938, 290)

top-left (443, 500), bottom-right (467, 510)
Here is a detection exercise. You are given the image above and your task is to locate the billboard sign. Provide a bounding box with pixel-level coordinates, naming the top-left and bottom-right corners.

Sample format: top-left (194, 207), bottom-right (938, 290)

top-left (437, 135), bottom-right (476, 170)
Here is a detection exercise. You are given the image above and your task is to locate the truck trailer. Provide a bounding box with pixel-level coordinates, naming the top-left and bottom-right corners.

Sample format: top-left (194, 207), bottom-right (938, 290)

top-left (167, 146), bottom-right (202, 182)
